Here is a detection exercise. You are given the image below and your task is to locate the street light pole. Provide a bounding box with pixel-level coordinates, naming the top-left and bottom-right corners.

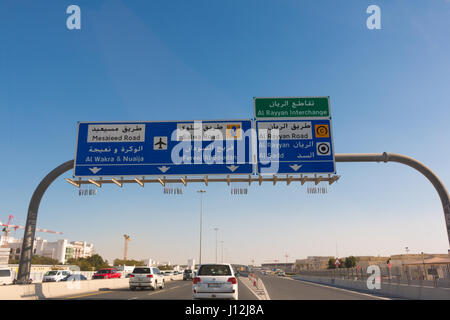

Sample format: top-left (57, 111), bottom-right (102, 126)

top-left (220, 241), bottom-right (224, 263)
top-left (197, 190), bottom-right (206, 265)
top-left (214, 227), bottom-right (219, 263)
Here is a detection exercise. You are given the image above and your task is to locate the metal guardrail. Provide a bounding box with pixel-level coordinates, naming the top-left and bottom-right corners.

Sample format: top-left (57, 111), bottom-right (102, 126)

top-left (296, 264), bottom-right (450, 288)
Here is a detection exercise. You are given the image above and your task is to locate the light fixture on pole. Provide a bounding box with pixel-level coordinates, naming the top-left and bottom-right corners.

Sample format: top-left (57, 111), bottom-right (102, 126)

top-left (197, 190), bottom-right (206, 265)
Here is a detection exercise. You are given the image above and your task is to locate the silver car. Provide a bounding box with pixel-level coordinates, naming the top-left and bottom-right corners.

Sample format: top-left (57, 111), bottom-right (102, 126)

top-left (129, 267), bottom-right (165, 291)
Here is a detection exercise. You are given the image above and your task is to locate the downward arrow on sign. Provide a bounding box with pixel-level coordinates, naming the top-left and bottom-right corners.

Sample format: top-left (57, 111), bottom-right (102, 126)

top-left (158, 166), bottom-right (170, 173)
top-left (227, 165), bottom-right (239, 172)
top-left (289, 164), bottom-right (302, 172)
top-left (89, 167), bottom-right (102, 174)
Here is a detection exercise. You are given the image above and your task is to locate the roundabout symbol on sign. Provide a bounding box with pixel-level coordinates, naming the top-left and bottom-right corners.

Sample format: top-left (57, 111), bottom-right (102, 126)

top-left (317, 142), bottom-right (331, 156)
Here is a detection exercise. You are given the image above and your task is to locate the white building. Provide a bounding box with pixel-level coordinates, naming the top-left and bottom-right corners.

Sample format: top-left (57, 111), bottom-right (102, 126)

top-left (187, 259), bottom-right (195, 270)
top-left (0, 248), bottom-right (10, 265)
top-left (1, 236), bottom-right (94, 264)
top-left (143, 258), bottom-right (157, 266)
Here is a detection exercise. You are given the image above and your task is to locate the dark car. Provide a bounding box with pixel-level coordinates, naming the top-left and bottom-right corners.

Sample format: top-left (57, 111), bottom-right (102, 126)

top-left (61, 274), bottom-right (88, 281)
top-left (183, 269), bottom-right (193, 281)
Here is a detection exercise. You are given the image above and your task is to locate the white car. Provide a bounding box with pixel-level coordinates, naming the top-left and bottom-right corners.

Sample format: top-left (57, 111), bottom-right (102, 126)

top-left (192, 263), bottom-right (238, 300)
top-left (129, 267), bottom-right (165, 291)
top-left (42, 270), bottom-right (72, 282)
top-left (0, 268), bottom-right (13, 285)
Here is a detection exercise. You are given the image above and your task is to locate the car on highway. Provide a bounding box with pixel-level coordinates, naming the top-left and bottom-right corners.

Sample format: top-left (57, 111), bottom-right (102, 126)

top-left (129, 267), bottom-right (165, 291)
top-left (92, 268), bottom-right (121, 279)
top-left (0, 268), bottom-right (13, 285)
top-left (60, 274), bottom-right (88, 281)
top-left (183, 269), bottom-right (194, 280)
top-left (42, 270), bottom-right (72, 282)
top-left (277, 271), bottom-right (286, 277)
top-left (192, 263), bottom-right (238, 300)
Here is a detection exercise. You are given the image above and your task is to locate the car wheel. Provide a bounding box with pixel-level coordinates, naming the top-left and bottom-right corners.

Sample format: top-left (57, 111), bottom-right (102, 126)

top-left (160, 280), bottom-right (165, 289)
top-left (130, 287), bottom-right (135, 291)
top-left (153, 281), bottom-right (158, 290)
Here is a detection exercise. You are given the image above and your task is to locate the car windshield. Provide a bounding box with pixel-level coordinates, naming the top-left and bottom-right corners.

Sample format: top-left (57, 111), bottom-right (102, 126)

top-left (0, 270), bottom-right (11, 277)
top-left (132, 268), bottom-right (150, 274)
top-left (97, 269), bottom-right (111, 274)
top-left (184, 270), bottom-right (192, 273)
top-left (198, 265), bottom-right (232, 276)
top-left (45, 271), bottom-right (58, 276)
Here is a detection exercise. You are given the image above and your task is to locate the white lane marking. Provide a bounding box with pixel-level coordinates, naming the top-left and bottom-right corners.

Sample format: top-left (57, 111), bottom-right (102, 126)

top-left (128, 297), bottom-right (138, 300)
top-left (293, 279), bottom-right (391, 300)
top-left (146, 282), bottom-right (191, 295)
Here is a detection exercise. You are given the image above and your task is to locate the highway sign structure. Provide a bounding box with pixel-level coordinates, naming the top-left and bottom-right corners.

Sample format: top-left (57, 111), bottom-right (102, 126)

top-left (254, 97), bottom-right (330, 119)
top-left (256, 119), bottom-right (336, 174)
top-left (74, 120), bottom-right (253, 177)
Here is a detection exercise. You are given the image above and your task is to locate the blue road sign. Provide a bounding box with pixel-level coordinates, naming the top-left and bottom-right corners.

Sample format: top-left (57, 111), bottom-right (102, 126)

top-left (256, 119), bottom-right (335, 174)
top-left (74, 120), bottom-right (253, 177)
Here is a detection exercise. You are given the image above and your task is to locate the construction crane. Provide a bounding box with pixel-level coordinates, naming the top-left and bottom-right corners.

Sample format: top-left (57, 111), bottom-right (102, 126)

top-left (1, 214), bottom-right (63, 248)
top-left (123, 234), bottom-right (131, 261)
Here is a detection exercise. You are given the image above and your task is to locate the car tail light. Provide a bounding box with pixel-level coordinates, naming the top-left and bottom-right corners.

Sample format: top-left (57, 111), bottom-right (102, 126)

top-left (147, 274), bottom-right (153, 278)
top-left (193, 277), bottom-right (201, 284)
top-left (129, 274), bottom-right (134, 278)
top-left (227, 277), bottom-right (237, 284)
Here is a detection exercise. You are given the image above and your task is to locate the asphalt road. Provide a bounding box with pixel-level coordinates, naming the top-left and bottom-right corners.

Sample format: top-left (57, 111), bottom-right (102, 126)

top-left (55, 279), bottom-right (259, 300)
top-left (258, 273), bottom-right (389, 300)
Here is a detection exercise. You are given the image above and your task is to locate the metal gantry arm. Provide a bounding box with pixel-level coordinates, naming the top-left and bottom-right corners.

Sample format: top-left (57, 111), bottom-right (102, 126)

top-left (16, 153), bottom-right (450, 283)
top-left (335, 152), bottom-right (450, 245)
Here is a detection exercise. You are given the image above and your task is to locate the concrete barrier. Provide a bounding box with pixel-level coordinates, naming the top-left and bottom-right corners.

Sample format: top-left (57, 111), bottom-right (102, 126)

top-left (292, 275), bottom-right (450, 300)
top-left (0, 278), bottom-right (129, 300)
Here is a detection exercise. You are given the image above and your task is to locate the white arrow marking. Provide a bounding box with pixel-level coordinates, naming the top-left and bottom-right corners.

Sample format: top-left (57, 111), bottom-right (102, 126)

top-left (289, 164), bottom-right (302, 172)
top-left (158, 166), bottom-right (170, 173)
top-left (89, 167), bottom-right (102, 174)
top-left (227, 165), bottom-right (239, 172)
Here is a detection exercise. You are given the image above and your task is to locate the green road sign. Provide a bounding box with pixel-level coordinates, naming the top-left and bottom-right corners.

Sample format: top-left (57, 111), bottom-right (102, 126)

top-left (254, 97), bottom-right (330, 119)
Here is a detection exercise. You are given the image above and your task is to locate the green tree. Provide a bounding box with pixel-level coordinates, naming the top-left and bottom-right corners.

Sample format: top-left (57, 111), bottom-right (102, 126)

top-left (113, 259), bottom-right (145, 266)
top-left (67, 254), bottom-right (109, 271)
top-left (327, 258), bottom-right (336, 269)
top-left (158, 265), bottom-right (172, 270)
top-left (344, 256), bottom-right (357, 268)
top-left (86, 254), bottom-right (109, 269)
top-left (9, 255), bottom-right (59, 265)
top-left (31, 255), bottom-right (60, 265)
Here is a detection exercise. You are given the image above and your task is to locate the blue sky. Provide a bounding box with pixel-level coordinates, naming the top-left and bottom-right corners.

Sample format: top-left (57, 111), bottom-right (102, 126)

top-left (0, 1), bottom-right (449, 265)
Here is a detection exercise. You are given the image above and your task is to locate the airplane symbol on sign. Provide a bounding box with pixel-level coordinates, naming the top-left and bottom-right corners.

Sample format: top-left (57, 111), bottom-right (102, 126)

top-left (154, 137), bottom-right (167, 150)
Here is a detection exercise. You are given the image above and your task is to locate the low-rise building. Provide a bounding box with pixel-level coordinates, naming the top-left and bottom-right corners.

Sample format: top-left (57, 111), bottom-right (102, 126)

top-left (1, 236), bottom-right (94, 264)
top-left (295, 256), bottom-right (334, 271)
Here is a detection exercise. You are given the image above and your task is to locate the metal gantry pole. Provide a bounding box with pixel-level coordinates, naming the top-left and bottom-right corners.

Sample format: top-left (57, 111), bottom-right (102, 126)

top-left (16, 160), bottom-right (74, 284)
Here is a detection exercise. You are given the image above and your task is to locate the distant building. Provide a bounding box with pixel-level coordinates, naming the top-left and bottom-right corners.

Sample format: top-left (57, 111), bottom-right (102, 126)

top-left (187, 259), bottom-right (195, 270)
top-left (1, 236), bottom-right (94, 264)
top-left (143, 258), bottom-right (157, 266)
top-left (0, 248), bottom-right (10, 265)
top-left (390, 253), bottom-right (450, 267)
top-left (261, 263), bottom-right (295, 272)
top-left (295, 256), bottom-right (334, 271)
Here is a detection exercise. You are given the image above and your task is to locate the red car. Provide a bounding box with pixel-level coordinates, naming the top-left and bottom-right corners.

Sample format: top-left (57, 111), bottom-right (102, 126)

top-left (92, 268), bottom-right (121, 279)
